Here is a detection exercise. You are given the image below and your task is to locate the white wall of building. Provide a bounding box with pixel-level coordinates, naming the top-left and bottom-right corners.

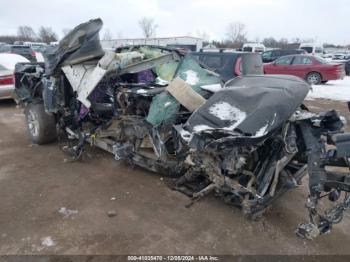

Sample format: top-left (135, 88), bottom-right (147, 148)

top-left (101, 36), bottom-right (203, 51)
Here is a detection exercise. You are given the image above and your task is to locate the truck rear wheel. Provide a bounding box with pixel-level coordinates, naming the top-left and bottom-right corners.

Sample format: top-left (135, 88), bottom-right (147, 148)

top-left (25, 103), bottom-right (57, 144)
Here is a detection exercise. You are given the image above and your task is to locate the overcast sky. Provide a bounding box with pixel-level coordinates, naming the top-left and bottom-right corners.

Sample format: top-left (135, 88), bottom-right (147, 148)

top-left (0, 0), bottom-right (349, 44)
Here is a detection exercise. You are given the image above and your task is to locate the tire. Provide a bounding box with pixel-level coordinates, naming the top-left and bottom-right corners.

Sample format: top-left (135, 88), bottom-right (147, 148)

top-left (321, 80), bottom-right (328, 84)
top-left (306, 72), bottom-right (322, 85)
top-left (25, 103), bottom-right (57, 144)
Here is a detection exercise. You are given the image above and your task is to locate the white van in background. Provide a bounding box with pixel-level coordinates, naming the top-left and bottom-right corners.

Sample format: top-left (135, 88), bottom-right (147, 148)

top-left (299, 43), bottom-right (324, 56)
top-left (49, 41), bottom-right (59, 46)
top-left (23, 42), bottom-right (47, 49)
top-left (242, 43), bottom-right (266, 53)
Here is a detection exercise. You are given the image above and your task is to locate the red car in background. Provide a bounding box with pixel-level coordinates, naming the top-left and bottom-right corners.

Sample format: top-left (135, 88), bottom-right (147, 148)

top-left (264, 54), bottom-right (345, 85)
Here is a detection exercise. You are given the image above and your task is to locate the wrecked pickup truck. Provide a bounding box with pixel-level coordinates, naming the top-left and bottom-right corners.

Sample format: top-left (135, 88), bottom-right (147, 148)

top-left (14, 18), bottom-right (350, 239)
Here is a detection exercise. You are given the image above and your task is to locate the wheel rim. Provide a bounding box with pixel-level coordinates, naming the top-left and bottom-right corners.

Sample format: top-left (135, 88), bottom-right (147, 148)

top-left (307, 73), bottom-right (320, 85)
top-left (27, 110), bottom-right (39, 137)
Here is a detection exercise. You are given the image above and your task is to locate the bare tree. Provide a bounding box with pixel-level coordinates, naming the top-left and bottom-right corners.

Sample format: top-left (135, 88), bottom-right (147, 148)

top-left (300, 37), bottom-right (315, 44)
top-left (17, 26), bottom-right (36, 41)
top-left (278, 38), bottom-right (290, 49)
top-left (279, 38), bottom-right (289, 44)
top-left (226, 22), bottom-right (247, 44)
top-left (38, 26), bottom-right (58, 43)
top-left (0, 35), bottom-right (22, 44)
top-left (291, 37), bottom-right (301, 44)
top-left (102, 29), bottom-right (113, 41)
top-left (195, 30), bottom-right (210, 42)
top-left (262, 37), bottom-right (279, 48)
top-left (138, 17), bottom-right (158, 38)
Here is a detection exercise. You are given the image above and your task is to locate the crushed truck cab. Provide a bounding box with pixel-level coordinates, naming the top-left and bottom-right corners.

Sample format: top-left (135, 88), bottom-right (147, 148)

top-left (14, 18), bottom-right (350, 240)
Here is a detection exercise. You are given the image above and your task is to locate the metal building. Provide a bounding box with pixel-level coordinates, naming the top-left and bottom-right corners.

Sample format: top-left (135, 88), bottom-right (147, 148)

top-left (101, 36), bottom-right (203, 51)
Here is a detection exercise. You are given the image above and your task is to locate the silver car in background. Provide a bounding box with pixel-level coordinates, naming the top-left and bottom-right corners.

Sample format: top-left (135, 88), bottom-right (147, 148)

top-left (0, 53), bottom-right (29, 100)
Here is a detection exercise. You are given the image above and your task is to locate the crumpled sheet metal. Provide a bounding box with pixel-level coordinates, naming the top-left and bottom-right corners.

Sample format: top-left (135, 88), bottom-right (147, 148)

top-left (146, 55), bottom-right (221, 126)
top-left (184, 75), bottom-right (310, 141)
top-left (44, 18), bottom-right (104, 76)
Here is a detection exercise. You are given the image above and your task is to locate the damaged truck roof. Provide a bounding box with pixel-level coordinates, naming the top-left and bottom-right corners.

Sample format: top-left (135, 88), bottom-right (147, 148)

top-left (184, 75), bottom-right (310, 145)
top-left (44, 18), bottom-right (104, 75)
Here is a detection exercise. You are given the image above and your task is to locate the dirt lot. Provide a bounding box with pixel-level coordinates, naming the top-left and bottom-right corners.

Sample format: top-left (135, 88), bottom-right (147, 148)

top-left (1, 98), bottom-right (350, 255)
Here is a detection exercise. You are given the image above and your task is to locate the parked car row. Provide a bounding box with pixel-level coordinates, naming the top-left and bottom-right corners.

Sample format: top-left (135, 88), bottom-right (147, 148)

top-left (0, 44), bottom-right (37, 62)
top-left (264, 54), bottom-right (345, 85)
top-left (0, 53), bottom-right (29, 99)
top-left (242, 43), bottom-right (266, 53)
top-left (194, 49), bottom-right (345, 85)
top-left (261, 49), bottom-right (306, 63)
top-left (299, 43), bottom-right (324, 56)
top-left (0, 42), bottom-right (49, 63)
top-left (332, 53), bottom-right (350, 60)
top-left (0, 43), bottom-right (347, 101)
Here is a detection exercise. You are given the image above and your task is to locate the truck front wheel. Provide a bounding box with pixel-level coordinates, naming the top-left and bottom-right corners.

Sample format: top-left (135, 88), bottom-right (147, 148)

top-left (25, 103), bottom-right (57, 144)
